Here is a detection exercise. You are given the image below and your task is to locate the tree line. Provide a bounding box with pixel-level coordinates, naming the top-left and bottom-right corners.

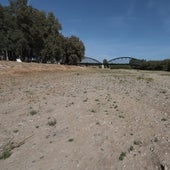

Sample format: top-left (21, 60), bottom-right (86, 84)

top-left (130, 58), bottom-right (170, 71)
top-left (0, 0), bottom-right (85, 64)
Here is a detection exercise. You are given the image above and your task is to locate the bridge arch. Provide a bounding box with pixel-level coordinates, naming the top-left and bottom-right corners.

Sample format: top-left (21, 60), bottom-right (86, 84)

top-left (80, 57), bottom-right (102, 65)
top-left (108, 57), bottom-right (137, 64)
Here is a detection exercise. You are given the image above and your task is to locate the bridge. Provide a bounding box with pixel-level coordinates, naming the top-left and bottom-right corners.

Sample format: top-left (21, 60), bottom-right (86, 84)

top-left (80, 57), bottom-right (102, 65)
top-left (80, 57), bottom-right (138, 65)
top-left (108, 57), bottom-right (136, 64)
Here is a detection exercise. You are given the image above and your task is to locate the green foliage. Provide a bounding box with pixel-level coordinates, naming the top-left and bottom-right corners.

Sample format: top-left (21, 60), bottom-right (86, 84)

top-left (110, 65), bottom-right (132, 69)
top-left (62, 36), bottom-right (85, 65)
top-left (133, 140), bottom-right (142, 145)
top-left (103, 59), bottom-right (109, 68)
top-left (0, 0), bottom-right (85, 63)
top-left (0, 149), bottom-right (12, 160)
top-left (128, 145), bottom-right (134, 152)
top-left (119, 152), bottom-right (126, 160)
top-left (30, 110), bottom-right (37, 116)
top-left (48, 117), bottom-right (57, 126)
top-left (130, 58), bottom-right (170, 71)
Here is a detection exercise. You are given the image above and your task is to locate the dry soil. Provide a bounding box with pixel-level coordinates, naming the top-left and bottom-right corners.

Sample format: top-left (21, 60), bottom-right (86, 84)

top-left (0, 61), bottom-right (170, 170)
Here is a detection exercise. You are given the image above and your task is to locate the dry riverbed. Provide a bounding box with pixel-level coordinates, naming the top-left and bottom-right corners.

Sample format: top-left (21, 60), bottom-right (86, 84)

top-left (0, 61), bottom-right (170, 170)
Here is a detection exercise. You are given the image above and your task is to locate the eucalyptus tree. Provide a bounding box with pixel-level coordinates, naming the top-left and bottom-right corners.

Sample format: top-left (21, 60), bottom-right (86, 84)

top-left (0, 0), bottom-right (85, 63)
top-left (63, 36), bottom-right (85, 65)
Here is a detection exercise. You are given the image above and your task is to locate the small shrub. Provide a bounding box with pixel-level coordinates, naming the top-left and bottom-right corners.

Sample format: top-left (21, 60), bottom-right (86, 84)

top-left (0, 150), bottom-right (12, 160)
top-left (91, 109), bottom-right (96, 113)
top-left (83, 98), bottom-right (88, 102)
top-left (154, 137), bottom-right (158, 142)
top-left (128, 145), bottom-right (134, 152)
top-left (48, 118), bottom-right (57, 126)
top-left (96, 122), bottom-right (100, 125)
top-left (13, 129), bottom-right (19, 133)
top-left (119, 152), bottom-right (126, 160)
top-left (119, 115), bottom-right (125, 118)
top-left (114, 105), bottom-right (118, 109)
top-left (160, 89), bottom-right (167, 94)
top-left (134, 140), bottom-right (142, 145)
top-left (68, 138), bottom-right (74, 142)
top-left (30, 110), bottom-right (37, 116)
top-left (161, 118), bottom-right (167, 121)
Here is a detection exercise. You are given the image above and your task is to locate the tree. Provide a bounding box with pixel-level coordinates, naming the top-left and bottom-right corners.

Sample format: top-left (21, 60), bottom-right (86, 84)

top-left (0, 0), bottom-right (85, 64)
top-left (103, 59), bottom-right (109, 68)
top-left (40, 12), bottom-right (63, 63)
top-left (63, 36), bottom-right (85, 65)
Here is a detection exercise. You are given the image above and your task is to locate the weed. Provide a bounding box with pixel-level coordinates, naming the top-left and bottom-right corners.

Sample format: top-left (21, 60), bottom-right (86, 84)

top-left (154, 137), bottom-right (158, 142)
top-left (96, 122), bottom-right (100, 125)
top-left (160, 89), bottom-right (167, 94)
top-left (13, 129), bottom-right (19, 133)
top-left (134, 140), bottom-right (142, 145)
top-left (0, 149), bottom-right (12, 160)
top-left (91, 109), bottom-right (96, 113)
top-left (68, 138), bottom-right (74, 142)
top-left (83, 98), bottom-right (88, 102)
top-left (128, 145), bottom-right (134, 152)
top-left (114, 105), bottom-right (118, 109)
top-left (48, 117), bottom-right (57, 126)
top-left (119, 115), bottom-right (125, 118)
top-left (119, 152), bottom-right (126, 161)
top-left (161, 118), bottom-right (167, 121)
top-left (30, 110), bottom-right (37, 116)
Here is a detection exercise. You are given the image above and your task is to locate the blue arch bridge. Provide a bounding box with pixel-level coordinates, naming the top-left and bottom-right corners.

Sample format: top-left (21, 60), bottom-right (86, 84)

top-left (79, 57), bottom-right (138, 65)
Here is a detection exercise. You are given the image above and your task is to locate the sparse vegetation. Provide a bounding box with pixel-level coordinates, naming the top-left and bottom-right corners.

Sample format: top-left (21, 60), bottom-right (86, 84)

top-left (119, 115), bottom-right (125, 118)
top-left (0, 64), bottom-right (169, 169)
top-left (114, 105), bottom-right (118, 109)
top-left (68, 138), bottom-right (74, 142)
top-left (13, 129), bottom-right (19, 133)
top-left (119, 152), bottom-right (126, 160)
top-left (96, 122), bottom-right (100, 125)
top-left (154, 137), bottom-right (158, 142)
top-left (30, 110), bottom-right (37, 116)
top-left (91, 109), bottom-right (96, 113)
top-left (128, 145), bottom-right (134, 152)
top-left (48, 117), bottom-right (57, 126)
top-left (134, 140), bottom-right (142, 145)
top-left (0, 149), bottom-right (12, 160)
top-left (161, 118), bottom-right (167, 121)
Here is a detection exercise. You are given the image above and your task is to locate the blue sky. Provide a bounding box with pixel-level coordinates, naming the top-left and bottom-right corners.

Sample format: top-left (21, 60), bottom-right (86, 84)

top-left (1, 0), bottom-right (170, 61)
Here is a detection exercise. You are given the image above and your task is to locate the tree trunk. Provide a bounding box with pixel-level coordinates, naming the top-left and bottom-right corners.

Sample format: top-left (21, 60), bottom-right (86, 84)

top-left (5, 49), bottom-right (9, 61)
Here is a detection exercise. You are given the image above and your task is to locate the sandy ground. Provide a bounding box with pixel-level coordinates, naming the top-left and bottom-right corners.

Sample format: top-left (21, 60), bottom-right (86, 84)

top-left (0, 61), bottom-right (170, 170)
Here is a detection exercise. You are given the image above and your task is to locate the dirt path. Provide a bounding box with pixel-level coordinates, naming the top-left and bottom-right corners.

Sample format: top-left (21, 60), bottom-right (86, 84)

top-left (0, 62), bottom-right (170, 170)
